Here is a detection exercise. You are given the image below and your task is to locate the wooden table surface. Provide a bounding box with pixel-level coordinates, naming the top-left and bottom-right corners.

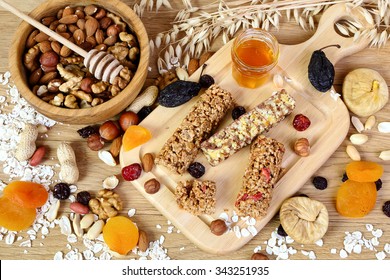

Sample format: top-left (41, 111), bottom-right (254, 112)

top-left (1, 0), bottom-right (390, 260)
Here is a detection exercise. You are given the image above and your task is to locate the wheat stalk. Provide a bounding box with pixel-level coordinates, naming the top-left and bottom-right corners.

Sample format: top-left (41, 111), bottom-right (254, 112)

top-left (133, 0), bottom-right (390, 73)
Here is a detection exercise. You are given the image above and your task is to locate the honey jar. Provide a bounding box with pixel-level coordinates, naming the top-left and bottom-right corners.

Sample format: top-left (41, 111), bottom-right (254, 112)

top-left (231, 29), bottom-right (279, 89)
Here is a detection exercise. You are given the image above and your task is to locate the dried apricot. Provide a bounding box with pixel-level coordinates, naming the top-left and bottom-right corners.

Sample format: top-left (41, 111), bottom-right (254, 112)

top-left (336, 180), bottom-right (377, 218)
top-left (122, 125), bottom-right (152, 151)
top-left (345, 161), bottom-right (383, 182)
top-left (103, 216), bottom-right (139, 255)
top-left (0, 197), bottom-right (37, 231)
top-left (3, 181), bottom-right (48, 208)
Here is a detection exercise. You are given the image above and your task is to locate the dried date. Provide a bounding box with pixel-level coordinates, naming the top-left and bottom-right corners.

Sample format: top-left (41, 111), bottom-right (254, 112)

top-left (158, 80), bottom-right (201, 107)
top-left (308, 44), bottom-right (340, 92)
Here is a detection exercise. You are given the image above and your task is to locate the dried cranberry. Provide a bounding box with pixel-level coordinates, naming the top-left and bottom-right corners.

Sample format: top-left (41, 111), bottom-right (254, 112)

top-left (122, 163), bottom-right (142, 181)
top-left (199, 74), bottom-right (215, 88)
top-left (375, 179), bottom-right (382, 191)
top-left (382, 201), bottom-right (390, 217)
top-left (341, 172), bottom-right (348, 182)
top-left (312, 176), bottom-right (327, 190)
top-left (293, 114), bottom-right (311, 131)
top-left (187, 162), bottom-right (205, 178)
top-left (76, 191), bottom-right (91, 205)
top-left (77, 126), bottom-right (97, 138)
top-left (277, 224), bottom-right (288, 237)
top-left (53, 183), bottom-right (71, 200)
top-left (232, 106), bottom-right (246, 120)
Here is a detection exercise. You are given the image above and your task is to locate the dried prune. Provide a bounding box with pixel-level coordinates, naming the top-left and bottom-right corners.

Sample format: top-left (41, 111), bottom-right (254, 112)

top-left (383, 201), bottom-right (390, 217)
top-left (53, 183), bottom-right (71, 200)
top-left (308, 44), bottom-right (340, 92)
top-left (187, 162), bottom-right (205, 178)
top-left (122, 163), bottom-right (142, 181)
top-left (199, 74), bottom-right (215, 88)
top-left (232, 106), bottom-right (246, 120)
top-left (76, 191), bottom-right (91, 206)
top-left (158, 80), bottom-right (201, 107)
top-left (341, 173), bottom-right (348, 182)
top-left (312, 176), bottom-right (327, 190)
top-left (292, 114), bottom-right (311, 131)
top-left (277, 224), bottom-right (288, 237)
top-left (77, 126), bottom-right (97, 138)
top-left (375, 179), bottom-right (382, 191)
top-left (137, 106), bottom-right (153, 122)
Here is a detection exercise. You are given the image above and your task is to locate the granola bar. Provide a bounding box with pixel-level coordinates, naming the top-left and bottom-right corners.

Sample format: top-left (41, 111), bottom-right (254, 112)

top-left (234, 136), bottom-right (285, 218)
top-left (200, 89), bottom-right (295, 166)
top-left (155, 84), bottom-right (234, 174)
top-left (175, 180), bottom-right (216, 215)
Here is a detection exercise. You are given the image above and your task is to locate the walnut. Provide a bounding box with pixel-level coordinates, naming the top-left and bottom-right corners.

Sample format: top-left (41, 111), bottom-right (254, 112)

top-left (128, 47), bottom-right (139, 61)
top-left (60, 56), bottom-right (84, 65)
top-left (57, 63), bottom-right (77, 80)
top-left (112, 76), bottom-right (127, 90)
top-left (91, 81), bottom-right (108, 94)
top-left (108, 43), bottom-right (128, 61)
top-left (24, 45), bottom-right (40, 71)
top-left (88, 189), bottom-right (123, 220)
top-left (71, 90), bottom-right (93, 102)
top-left (155, 71), bottom-right (178, 91)
top-left (91, 97), bottom-right (104, 106)
top-left (58, 76), bottom-right (82, 93)
top-left (49, 93), bottom-right (64, 106)
top-left (119, 67), bottom-right (132, 82)
top-left (64, 94), bottom-right (79, 109)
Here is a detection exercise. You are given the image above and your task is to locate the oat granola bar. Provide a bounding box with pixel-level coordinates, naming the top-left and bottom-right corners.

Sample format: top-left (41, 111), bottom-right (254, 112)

top-left (200, 89), bottom-right (295, 166)
top-left (155, 84), bottom-right (234, 174)
top-left (175, 180), bottom-right (216, 215)
top-left (235, 136), bottom-right (285, 218)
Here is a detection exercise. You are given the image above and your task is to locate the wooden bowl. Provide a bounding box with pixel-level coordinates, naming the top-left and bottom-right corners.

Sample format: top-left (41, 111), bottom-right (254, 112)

top-left (9, 0), bottom-right (149, 125)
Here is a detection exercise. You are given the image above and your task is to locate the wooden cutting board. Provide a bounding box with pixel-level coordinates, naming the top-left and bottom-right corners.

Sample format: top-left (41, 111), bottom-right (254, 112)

top-left (119, 4), bottom-right (372, 254)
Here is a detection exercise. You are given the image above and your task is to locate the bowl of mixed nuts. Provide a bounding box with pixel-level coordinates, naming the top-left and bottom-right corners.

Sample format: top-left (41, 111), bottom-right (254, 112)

top-left (9, 0), bottom-right (149, 124)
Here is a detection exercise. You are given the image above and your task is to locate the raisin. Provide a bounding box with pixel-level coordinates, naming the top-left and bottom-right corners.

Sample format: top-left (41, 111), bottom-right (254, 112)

top-left (293, 114), bottom-right (311, 131)
top-left (232, 106), bottom-right (246, 120)
top-left (137, 106), bottom-right (153, 122)
top-left (312, 176), bottom-right (327, 190)
top-left (308, 44), bottom-right (340, 92)
top-left (383, 201), bottom-right (390, 217)
top-left (77, 126), bottom-right (97, 138)
top-left (122, 163), bottom-right (142, 181)
top-left (199, 74), bottom-right (215, 88)
top-left (341, 172), bottom-right (348, 182)
top-left (76, 191), bottom-right (91, 206)
top-left (375, 179), bottom-right (382, 191)
top-left (158, 80), bottom-right (201, 107)
top-left (53, 183), bottom-right (71, 200)
top-left (277, 224), bottom-right (288, 237)
top-left (187, 162), bottom-right (205, 178)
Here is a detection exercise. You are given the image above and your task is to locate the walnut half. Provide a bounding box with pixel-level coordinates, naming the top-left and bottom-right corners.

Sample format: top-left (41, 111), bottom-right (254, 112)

top-left (88, 189), bottom-right (123, 220)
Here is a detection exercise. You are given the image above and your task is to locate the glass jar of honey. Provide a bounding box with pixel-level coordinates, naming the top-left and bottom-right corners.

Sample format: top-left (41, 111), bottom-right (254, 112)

top-left (231, 29), bottom-right (279, 89)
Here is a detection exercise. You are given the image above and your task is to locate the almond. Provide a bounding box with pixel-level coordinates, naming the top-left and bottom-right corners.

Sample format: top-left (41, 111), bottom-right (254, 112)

top-left (137, 230), bottom-right (149, 252)
top-left (199, 52), bottom-right (214, 66)
top-left (73, 29), bottom-right (85, 45)
top-left (38, 40), bottom-right (52, 53)
top-left (95, 29), bottom-right (105, 44)
top-left (109, 136), bottom-right (122, 158)
top-left (34, 32), bottom-right (50, 43)
top-left (62, 6), bottom-right (75, 17)
top-left (29, 146), bottom-right (46, 166)
top-left (84, 5), bottom-right (98, 16)
top-left (85, 17), bottom-right (99, 37)
top-left (59, 14), bottom-right (79, 24)
top-left (26, 30), bottom-right (39, 48)
top-left (188, 58), bottom-right (199, 76)
top-left (141, 153), bottom-right (154, 172)
top-left (51, 41), bottom-right (61, 54)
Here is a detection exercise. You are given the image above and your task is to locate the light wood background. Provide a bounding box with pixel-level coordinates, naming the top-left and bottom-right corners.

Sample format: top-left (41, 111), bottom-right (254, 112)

top-left (1, 0), bottom-right (390, 260)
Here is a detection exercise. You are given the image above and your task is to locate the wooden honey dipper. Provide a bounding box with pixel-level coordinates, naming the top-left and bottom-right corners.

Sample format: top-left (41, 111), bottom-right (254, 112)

top-left (0, 0), bottom-right (124, 84)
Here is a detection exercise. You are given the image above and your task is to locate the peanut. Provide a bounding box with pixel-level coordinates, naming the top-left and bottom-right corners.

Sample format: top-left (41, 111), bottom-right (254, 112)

top-left (29, 146), bottom-right (46, 166)
top-left (57, 142), bottom-right (79, 184)
top-left (15, 124), bottom-right (38, 161)
top-left (87, 220), bottom-right (105, 240)
top-left (70, 202), bottom-right (89, 214)
top-left (125, 85), bottom-right (159, 113)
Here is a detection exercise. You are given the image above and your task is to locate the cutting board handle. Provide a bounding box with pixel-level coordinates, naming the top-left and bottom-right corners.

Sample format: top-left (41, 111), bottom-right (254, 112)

top-left (279, 3), bottom-right (373, 92)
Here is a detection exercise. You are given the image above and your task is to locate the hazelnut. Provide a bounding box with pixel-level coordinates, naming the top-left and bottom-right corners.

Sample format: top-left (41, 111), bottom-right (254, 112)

top-left (80, 77), bottom-right (95, 93)
top-left (39, 51), bottom-right (59, 67)
top-left (144, 178), bottom-right (160, 194)
top-left (87, 134), bottom-right (105, 151)
top-left (251, 253), bottom-right (269, 260)
top-left (99, 120), bottom-right (121, 141)
top-left (294, 138), bottom-right (310, 157)
top-left (210, 219), bottom-right (227, 236)
top-left (107, 24), bottom-right (121, 36)
top-left (119, 111), bottom-right (139, 131)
